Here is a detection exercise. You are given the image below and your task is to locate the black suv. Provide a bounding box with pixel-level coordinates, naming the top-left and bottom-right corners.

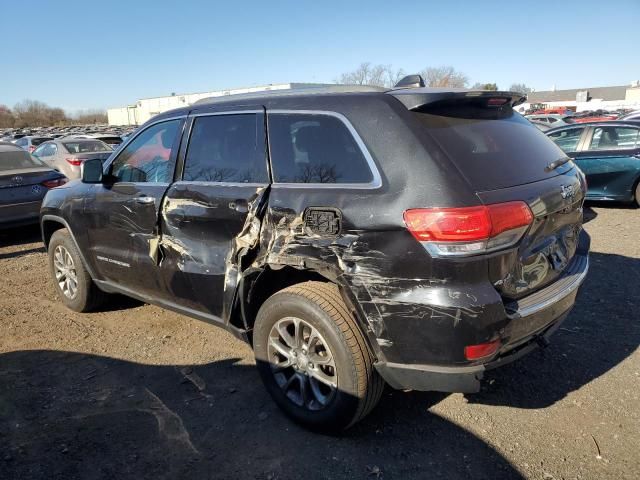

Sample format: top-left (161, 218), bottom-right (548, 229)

top-left (41, 83), bottom-right (589, 432)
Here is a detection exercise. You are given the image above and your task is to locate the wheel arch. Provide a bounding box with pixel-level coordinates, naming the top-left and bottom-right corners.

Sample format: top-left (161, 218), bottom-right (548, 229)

top-left (232, 265), bottom-right (382, 360)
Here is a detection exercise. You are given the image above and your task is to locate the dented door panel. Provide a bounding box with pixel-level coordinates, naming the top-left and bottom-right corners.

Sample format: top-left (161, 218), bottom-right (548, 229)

top-left (159, 182), bottom-right (268, 320)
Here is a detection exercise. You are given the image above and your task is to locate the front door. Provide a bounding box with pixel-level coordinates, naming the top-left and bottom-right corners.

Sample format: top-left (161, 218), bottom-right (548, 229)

top-left (84, 117), bottom-right (184, 297)
top-left (159, 108), bottom-right (270, 320)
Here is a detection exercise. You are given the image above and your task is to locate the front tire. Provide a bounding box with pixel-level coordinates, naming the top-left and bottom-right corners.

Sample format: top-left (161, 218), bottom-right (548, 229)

top-left (48, 228), bottom-right (106, 312)
top-left (253, 281), bottom-right (384, 432)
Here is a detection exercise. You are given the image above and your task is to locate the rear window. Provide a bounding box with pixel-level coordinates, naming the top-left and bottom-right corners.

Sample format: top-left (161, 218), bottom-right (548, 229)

top-left (413, 106), bottom-right (570, 191)
top-left (99, 137), bottom-right (123, 145)
top-left (63, 140), bottom-right (111, 153)
top-left (32, 137), bottom-right (53, 146)
top-left (0, 149), bottom-right (48, 171)
top-left (268, 113), bottom-right (374, 184)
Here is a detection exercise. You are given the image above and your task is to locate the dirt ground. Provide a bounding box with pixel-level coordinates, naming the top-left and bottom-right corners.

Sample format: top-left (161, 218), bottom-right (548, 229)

top-left (0, 205), bottom-right (638, 480)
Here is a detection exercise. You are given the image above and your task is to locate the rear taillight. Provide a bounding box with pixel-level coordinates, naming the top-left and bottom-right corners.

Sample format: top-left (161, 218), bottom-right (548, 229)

top-left (41, 178), bottom-right (68, 189)
top-left (28, 146), bottom-right (36, 153)
top-left (403, 201), bottom-right (533, 257)
top-left (65, 157), bottom-right (85, 166)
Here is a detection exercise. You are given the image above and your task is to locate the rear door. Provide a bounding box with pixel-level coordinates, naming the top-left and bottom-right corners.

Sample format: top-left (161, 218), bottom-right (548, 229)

top-left (158, 107), bottom-right (270, 320)
top-left (84, 117), bottom-right (184, 297)
top-left (574, 125), bottom-right (640, 200)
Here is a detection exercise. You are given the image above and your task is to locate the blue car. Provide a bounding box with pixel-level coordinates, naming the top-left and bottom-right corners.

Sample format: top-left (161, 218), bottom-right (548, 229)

top-left (547, 121), bottom-right (640, 206)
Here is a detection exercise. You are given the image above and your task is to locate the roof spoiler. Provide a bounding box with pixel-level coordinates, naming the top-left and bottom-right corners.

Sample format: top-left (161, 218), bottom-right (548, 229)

top-left (390, 88), bottom-right (528, 110)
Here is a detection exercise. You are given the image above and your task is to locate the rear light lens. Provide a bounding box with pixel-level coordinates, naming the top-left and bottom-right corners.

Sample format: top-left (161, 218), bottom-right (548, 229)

top-left (486, 97), bottom-right (510, 107)
top-left (65, 157), bottom-right (85, 166)
top-left (464, 339), bottom-right (501, 360)
top-left (28, 146), bottom-right (36, 153)
top-left (41, 178), bottom-right (68, 189)
top-left (403, 201), bottom-right (533, 257)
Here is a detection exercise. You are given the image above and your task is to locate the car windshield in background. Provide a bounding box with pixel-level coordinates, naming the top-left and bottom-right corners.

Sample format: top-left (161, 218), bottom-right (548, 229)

top-left (63, 140), bottom-right (111, 153)
top-left (413, 105), bottom-right (570, 191)
top-left (0, 149), bottom-right (48, 171)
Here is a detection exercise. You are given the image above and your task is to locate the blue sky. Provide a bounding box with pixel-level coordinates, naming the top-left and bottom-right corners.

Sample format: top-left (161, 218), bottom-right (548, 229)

top-left (1, 0), bottom-right (638, 112)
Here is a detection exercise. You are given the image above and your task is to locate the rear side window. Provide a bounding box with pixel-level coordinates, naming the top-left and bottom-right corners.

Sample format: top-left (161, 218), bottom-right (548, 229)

top-left (413, 107), bottom-right (571, 190)
top-left (548, 128), bottom-right (585, 153)
top-left (588, 126), bottom-right (639, 151)
top-left (32, 137), bottom-right (53, 146)
top-left (183, 114), bottom-right (268, 183)
top-left (268, 113), bottom-right (373, 184)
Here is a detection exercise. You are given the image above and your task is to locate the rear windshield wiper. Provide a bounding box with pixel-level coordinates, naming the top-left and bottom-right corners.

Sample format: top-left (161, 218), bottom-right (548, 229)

top-left (545, 157), bottom-right (571, 172)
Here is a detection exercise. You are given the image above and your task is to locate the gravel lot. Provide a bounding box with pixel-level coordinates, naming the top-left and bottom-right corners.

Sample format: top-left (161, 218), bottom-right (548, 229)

top-left (1, 205), bottom-right (638, 480)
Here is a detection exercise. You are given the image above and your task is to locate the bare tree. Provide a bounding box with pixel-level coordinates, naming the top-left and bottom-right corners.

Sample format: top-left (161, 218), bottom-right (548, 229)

top-left (471, 82), bottom-right (499, 91)
top-left (337, 63), bottom-right (408, 88)
top-left (0, 105), bottom-right (14, 128)
top-left (421, 66), bottom-right (469, 88)
top-left (509, 83), bottom-right (532, 94)
top-left (73, 109), bottom-right (108, 124)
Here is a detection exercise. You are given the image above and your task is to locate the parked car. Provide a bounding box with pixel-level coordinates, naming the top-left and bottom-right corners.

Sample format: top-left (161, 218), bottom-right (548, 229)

top-left (0, 142), bottom-right (66, 228)
top-left (63, 133), bottom-right (124, 148)
top-left (13, 135), bottom-right (55, 153)
top-left (33, 139), bottom-right (113, 180)
top-left (41, 83), bottom-right (589, 432)
top-left (529, 120), bottom-right (552, 131)
top-left (525, 114), bottom-right (573, 127)
top-left (547, 121), bottom-right (640, 205)
top-left (619, 110), bottom-right (640, 121)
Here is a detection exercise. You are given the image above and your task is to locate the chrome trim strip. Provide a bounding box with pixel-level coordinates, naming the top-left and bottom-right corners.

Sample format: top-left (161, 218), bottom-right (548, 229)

top-left (516, 256), bottom-right (589, 318)
top-left (190, 110), bottom-right (262, 117)
top-left (267, 109), bottom-right (383, 190)
top-left (171, 180), bottom-right (269, 188)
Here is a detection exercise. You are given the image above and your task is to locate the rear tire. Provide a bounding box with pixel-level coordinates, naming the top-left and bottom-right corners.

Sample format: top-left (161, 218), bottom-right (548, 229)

top-left (253, 281), bottom-right (384, 433)
top-left (48, 228), bottom-right (107, 312)
top-left (635, 182), bottom-right (640, 208)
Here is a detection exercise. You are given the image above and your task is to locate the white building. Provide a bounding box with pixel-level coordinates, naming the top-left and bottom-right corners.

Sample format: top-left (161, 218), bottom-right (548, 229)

top-left (516, 82), bottom-right (640, 113)
top-left (108, 83), bottom-right (326, 126)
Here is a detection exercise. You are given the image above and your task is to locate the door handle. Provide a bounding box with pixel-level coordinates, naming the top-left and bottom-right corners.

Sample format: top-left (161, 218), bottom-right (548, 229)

top-left (134, 196), bottom-right (155, 205)
top-left (228, 199), bottom-right (248, 213)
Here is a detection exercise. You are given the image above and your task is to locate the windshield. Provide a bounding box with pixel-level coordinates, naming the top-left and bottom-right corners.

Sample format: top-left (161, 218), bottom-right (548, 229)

top-left (413, 106), bottom-right (571, 191)
top-left (63, 140), bottom-right (112, 153)
top-left (0, 149), bottom-right (48, 171)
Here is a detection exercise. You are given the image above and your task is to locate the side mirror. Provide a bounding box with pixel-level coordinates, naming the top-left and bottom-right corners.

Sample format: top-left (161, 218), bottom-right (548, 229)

top-left (82, 158), bottom-right (104, 183)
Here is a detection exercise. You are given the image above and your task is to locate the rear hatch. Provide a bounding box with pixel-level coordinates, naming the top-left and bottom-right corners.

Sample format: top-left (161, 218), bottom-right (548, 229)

top-left (403, 92), bottom-right (586, 299)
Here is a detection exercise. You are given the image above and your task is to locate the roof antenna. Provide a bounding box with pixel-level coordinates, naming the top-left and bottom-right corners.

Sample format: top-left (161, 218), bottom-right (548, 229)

top-left (394, 74), bottom-right (426, 89)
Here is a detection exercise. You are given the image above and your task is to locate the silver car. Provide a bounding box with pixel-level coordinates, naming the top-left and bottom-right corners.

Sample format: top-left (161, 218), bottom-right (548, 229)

top-left (33, 139), bottom-right (113, 180)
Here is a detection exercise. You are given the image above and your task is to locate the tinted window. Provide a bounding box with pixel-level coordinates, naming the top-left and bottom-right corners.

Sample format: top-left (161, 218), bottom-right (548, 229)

top-left (110, 119), bottom-right (181, 183)
top-left (588, 126), bottom-right (639, 151)
top-left (63, 140), bottom-right (111, 153)
top-left (32, 137), bottom-right (53, 146)
top-left (183, 114), bottom-right (267, 183)
top-left (0, 149), bottom-right (48, 171)
top-left (548, 127), bottom-right (585, 153)
top-left (268, 113), bottom-right (373, 184)
top-left (413, 107), bottom-right (572, 191)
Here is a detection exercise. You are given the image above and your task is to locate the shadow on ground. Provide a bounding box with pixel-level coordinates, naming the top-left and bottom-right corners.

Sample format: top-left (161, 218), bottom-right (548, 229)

top-left (469, 251), bottom-right (639, 408)
top-left (0, 351), bottom-right (522, 480)
top-left (0, 224), bottom-right (42, 250)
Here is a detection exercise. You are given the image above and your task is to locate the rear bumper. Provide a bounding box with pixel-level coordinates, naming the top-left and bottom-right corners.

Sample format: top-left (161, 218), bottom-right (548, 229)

top-left (374, 251), bottom-right (589, 393)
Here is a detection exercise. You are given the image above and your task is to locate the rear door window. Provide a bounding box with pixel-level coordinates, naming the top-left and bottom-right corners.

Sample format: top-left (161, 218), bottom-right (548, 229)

top-left (268, 113), bottom-right (374, 184)
top-left (548, 127), bottom-right (586, 153)
top-left (183, 114), bottom-right (267, 183)
top-left (588, 126), bottom-right (639, 151)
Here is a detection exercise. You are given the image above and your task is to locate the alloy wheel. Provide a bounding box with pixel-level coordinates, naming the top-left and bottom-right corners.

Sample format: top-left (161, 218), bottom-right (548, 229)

top-left (267, 316), bottom-right (337, 410)
top-left (53, 245), bottom-right (78, 299)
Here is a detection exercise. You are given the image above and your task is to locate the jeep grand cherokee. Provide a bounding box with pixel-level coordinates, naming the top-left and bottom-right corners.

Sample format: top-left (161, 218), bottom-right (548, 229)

top-left (41, 80), bottom-right (589, 432)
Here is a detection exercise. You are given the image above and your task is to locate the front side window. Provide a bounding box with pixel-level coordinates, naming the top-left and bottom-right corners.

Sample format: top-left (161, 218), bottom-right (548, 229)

top-left (588, 127), bottom-right (639, 151)
top-left (183, 114), bottom-right (267, 183)
top-left (268, 113), bottom-right (373, 184)
top-left (548, 127), bottom-right (585, 153)
top-left (110, 119), bottom-right (181, 183)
